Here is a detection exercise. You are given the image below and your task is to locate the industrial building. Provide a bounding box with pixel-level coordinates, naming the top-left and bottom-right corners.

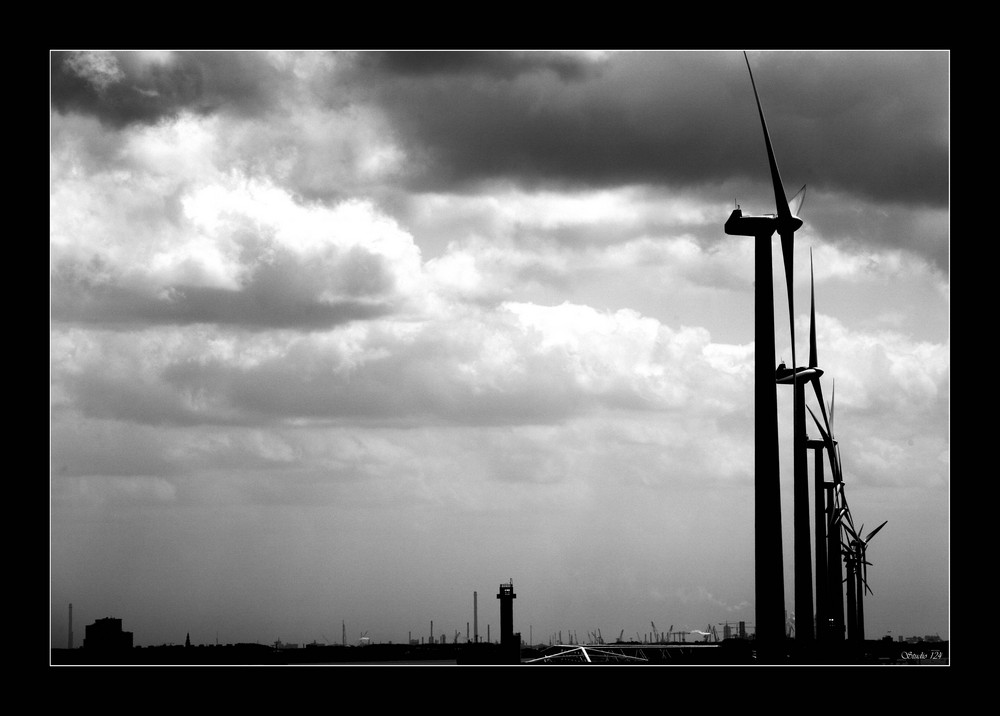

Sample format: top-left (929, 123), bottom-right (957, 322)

top-left (83, 617), bottom-right (133, 651)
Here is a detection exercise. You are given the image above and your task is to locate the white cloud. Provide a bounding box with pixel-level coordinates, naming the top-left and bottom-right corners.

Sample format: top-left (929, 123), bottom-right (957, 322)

top-left (64, 51), bottom-right (125, 91)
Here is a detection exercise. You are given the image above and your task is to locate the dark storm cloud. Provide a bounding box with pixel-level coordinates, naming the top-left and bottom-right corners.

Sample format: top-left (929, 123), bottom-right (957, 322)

top-left (51, 51), bottom-right (290, 127)
top-left (51, 281), bottom-right (391, 330)
top-left (51, 247), bottom-right (396, 331)
top-left (358, 50), bottom-right (597, 81)
top-left (807, 200), bottom-right (949, 271)
top-left (61, 371), bottom-right (213, 428)
top-left (358, 51), bottom-right (947, 209)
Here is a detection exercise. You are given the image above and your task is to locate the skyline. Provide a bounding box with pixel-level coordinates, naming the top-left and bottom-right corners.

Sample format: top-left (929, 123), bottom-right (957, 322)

top-left (50, 50), bottom-right (949, 650)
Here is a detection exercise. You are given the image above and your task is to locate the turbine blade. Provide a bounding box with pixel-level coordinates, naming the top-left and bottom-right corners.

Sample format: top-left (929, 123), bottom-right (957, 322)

top-left (780, 229), bottom-right (796, 376)
top-left (809, 248), bottom-right (818, 369)
top-left (830, 380), bottom-right (836, 435)
top-left (745, 51), bottom-right (801, 385)
top-left (743, 51), bottom-right (790, 222)
top-left (866, 520), bottom-right (888, 543)
top-left (811, 378), bottom-right (831, 439)
top-left (789, 184), bottom-right (806, 219)
top-left (842, 502), bottom-right (856, 533)
top-left (806, 404), bottom-right (827, 439)
top-left (835, 482), bottom-right (845, 509)
top-left (807, 404), bottom-right (838, 478)
top-left (841, 517), bottom-right (859, 542)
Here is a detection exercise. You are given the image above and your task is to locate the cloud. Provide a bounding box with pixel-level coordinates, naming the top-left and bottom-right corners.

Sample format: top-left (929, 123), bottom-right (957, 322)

top-left (355, 50), bottom-right (603, 82)
top-left (62, 51), bottom-right (126, 92)
top-left (51, 157), bottom-right (422, 330)
top-left (355, 51), bottom-right (946, 208)
top-left (51, 258), bottom-right (395, 331)
top-left (54, 300), bottom-right (747, 429)
top-left (51, 51), bottom-right (293, 127)
top-left (51, 50), bottom-right (948, 273)
top-left (787, 313), bottom-right (949, 488)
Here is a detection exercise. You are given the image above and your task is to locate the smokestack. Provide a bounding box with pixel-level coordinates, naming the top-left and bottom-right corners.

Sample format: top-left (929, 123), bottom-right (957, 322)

top-left (68, 604), bottom-right (73, 649)
top-left (342, 620), bottom-right (346, 647)
top-left (474, 591), bottom-right (478, 643)
top-left (430, 620), bottom-right (433, 643)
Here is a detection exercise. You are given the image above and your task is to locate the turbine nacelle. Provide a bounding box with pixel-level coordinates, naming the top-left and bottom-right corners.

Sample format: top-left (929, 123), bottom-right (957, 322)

top-left (775, 362), bottom-right (823, 384)
top-left (724, 208), bottom-right (803, 238)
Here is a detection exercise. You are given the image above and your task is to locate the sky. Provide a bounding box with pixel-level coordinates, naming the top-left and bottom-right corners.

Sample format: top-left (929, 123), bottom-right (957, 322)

top-left (50, 50), bottom-right (949, 650)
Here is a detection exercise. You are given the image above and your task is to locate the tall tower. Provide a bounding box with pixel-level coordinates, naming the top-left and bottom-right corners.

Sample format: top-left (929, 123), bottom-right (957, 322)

top-left (68, 603), bottom-right (73, 649)
top-left (497, 579), bottom-right (517, 658)
top-left (473, 591), bottom-right (478, 643)
top-left (724, 52), bottom-right (801, 662)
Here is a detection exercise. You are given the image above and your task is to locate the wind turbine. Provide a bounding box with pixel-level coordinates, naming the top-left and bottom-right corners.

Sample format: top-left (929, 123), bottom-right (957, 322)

top-left (775, 250), bottom-right (825, 642)
top-left (842, 519), bottom-right (887, 643)
top-left (724, 50), bottom-right (808, 653)
top-left (792, 250), bottom-right (843, 640)
top-left (808, 390), bottom-right (848, 642)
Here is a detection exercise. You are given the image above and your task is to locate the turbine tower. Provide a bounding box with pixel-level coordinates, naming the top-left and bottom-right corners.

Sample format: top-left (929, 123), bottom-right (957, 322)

top-left (809, 385), bottom-right (847, 642)
top-left (843, 517), bottom-right (887, 642)
top-left (724, 50), bottom-right (806, 657)
top-left (799, 251), bottom-right (844, 641)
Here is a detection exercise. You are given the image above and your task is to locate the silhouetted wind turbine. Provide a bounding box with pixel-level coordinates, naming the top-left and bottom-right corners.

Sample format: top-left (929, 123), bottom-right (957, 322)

top-left (728, 50), bottom-right (812, 643)
top-left (798, 250), bottom-right (858, 641)
top-left (725, 50), bottom-right (809, 655)
top-left (843, 519), bottom-right (887, 642)
top-left (808, 396), bottom-right (848, 641)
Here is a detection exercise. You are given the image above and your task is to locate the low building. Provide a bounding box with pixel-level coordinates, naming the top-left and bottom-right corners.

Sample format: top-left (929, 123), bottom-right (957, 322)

top-left (83, 617), bottom-right (133, 651)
